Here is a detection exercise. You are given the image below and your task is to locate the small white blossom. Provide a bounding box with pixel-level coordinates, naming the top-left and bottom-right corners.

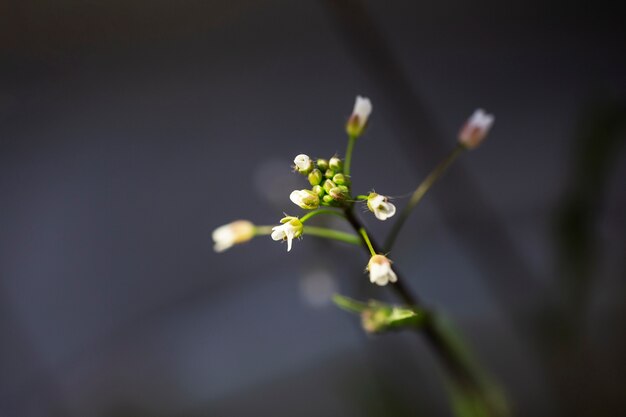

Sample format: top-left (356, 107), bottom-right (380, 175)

top-left (293, 154), bottom-right (313, 174)
top-left (367, 254), bottom-right (397, 286)
top-left (290, 189), bottom-right (320, 210)
top-left (458, 109), bottom-right (494, 149)
top-left (271, 216), bottom-right (303, 252)
top-left (366, 193), bottom-right (396, 221)
top-left (212, 220), bottom-right (255, 252)
top-left (346, 95), bottom-right (373, 137)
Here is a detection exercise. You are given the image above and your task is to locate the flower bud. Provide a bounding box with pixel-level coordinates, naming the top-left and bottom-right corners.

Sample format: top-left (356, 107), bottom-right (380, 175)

top-left (316, 158), bottom-right (329, 172)
top-left (458, 109), bottom-right (494, 149)
top-left (271, 216), bottom-right (303, 252)
top-left (311, 185), bottom-right (325, 197)
top-left (361, 305), bottom-right (421, 333)
top-left (323, 179), bottom-right (337, 194)
top-left (322, 195), bottom-right (334, 205)
top-left (212, 220), bottom-right (255, 252)
top-left (289, 189), bottom-right (320, 210)
top-left (332, 173), bottom-right (348, 186)
top-left (329, 156), bottom-right (343, 172)
top-left (308, 169), bottom-right (323, 186)
top-left (293, 154), bottom-right (314, 175)
top-left (346, 95), bottom-right (372, 138)
top-left (329, 187), bottom-right (347, 200)
top-left (366, 193), bottom-right (396, 221)
top-left (324, 169), bottom-right (335, 179)
top-left (367, 254), bottom-right (397, 286)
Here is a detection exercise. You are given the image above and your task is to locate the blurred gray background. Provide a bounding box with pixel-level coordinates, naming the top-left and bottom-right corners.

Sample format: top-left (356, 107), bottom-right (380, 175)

top-left (1, 1), bottom-right (625, 416)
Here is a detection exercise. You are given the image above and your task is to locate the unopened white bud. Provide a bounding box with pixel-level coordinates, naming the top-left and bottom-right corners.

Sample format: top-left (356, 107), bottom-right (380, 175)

top-left (293, 154), bottom-right (314, 174)
top-left (458, 109), bottom-right (494, 149)
top-left (289, 189), bottom-right (320, 210)
top-left (212, 220), bottom-right (255, 252)
top-left (346, 95), bottom-right (373, 137)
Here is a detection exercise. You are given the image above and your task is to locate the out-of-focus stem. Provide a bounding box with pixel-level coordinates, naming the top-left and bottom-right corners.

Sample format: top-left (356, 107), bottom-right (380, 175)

top-left (384, 144), bottom-right (465, 252)
top-left (344, 207), bottom-right (508, 416)
top-left (344, 134), bottom-right (357, 178)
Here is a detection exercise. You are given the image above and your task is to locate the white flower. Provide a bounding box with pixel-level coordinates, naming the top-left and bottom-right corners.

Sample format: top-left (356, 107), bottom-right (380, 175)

top-left (367, 254), bottom-right (397, 286)
top-left (271, 216), bottom-right (303, 252)
top-left (346, 95), bottom-right (373, 137)
top-left (212, 220), bottom-right (255, 252)
top-left (458, 109), bottom-right (494, 149)
top-left (293, 154), bottom-right (313, 174)
top-left (366, 193), bottom-right (396, 221)
top-left (290, 189), bottom-right (320, 210)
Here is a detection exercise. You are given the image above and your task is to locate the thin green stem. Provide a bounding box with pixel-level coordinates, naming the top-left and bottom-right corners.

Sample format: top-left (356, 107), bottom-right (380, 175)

top-left (254, 225), bottom-right (274, 235)
top-left (384, 144), bottom-right (465, 252)
top-left (358, 227), bottom-right (377, 256)
top-left (300, 209), bottom-right (346, 223)
top-left (344, 134), bottom-right (357, 178)
top-left (303, 225), bottom-right (362, 246)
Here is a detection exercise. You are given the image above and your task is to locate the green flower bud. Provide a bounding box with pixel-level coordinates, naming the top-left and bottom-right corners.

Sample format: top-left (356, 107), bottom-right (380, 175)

top-left (312, 185), bottom-right (324, 197)
top-left (332, 173), bottom-right (348, 185)
top-left (338, 185), bottom-right (350, 194)
top-left (329, 187), bottom-right (346, 200)
top-left (324, 169), bottom-right (335, 179)
top-left (329, 156), bottom-right (343, 172)
top-left (322, 195), bottom-right (334, 205)
top-left (316, 158), bottom-right (329, 172)
top-left (308, 169), bottom-right (323, 186)
top-left (323, 179), bottom-right (337, 194)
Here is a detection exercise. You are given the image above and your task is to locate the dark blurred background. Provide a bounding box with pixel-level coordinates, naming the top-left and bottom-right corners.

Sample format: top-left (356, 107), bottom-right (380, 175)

top-left (1, 1), bottom-right (625, 416)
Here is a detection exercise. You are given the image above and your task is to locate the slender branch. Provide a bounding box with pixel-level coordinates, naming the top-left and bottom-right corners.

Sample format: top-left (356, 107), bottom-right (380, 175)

top-left (254, 225), bottom-right (274, 235)
top-left (344, 134), bottom-right (357, 177)
top-left (384, 144), bottom-right (465, 252)
top-left (358, 227), bottom-right (377, 256)
top-left (300, 209), bottom-right (346, 223)
top-left (303, 225), bottom-right (362, 246)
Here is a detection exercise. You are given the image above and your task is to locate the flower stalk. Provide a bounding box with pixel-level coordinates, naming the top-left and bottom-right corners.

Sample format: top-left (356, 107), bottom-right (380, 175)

top-left (384, 143), bottom-right (466, 252)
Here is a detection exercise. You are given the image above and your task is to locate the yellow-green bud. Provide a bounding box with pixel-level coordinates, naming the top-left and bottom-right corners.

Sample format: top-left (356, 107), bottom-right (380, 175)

top-left (308, 169), bottom-right (323, 186)
top-left (312, 185), bottom-right (324, 197)
top-left (329, 156), bottom-right (343, 172)
top-left (338, 185), bottom-right (350, 193)
top-left (332, 173), bottom-right (348, 185)
top-left (289, 189), bottom-right (320, 210)
top-left (324, 169), bottom-right (335, 179)
top-left (323, 179), bottom-right (337, 193)
top-left (329, 187), bottom-right (347, 200)
top-left (322, 195), bottom-right (334, 205)
top-left (316, 158), bottom-right (329, 172)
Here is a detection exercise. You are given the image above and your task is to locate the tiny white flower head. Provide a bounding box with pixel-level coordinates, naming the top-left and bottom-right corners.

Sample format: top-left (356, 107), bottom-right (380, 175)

top-left (367, 254), bottom-right (398, 286)
top-left (271, 216), bottom-right (303, 252)
top-left (346, 95), bottom-right (373, 137)
top-left (212, 220), bottom-right (255, 253)
top-left (293, 154), bottom-right (313, 174)
top-left (366, 193), bottom-right (396, 221)
top-left (458, 109), bottom-right (494, 149)
top-left (290, 189), bottom-right (320, 210)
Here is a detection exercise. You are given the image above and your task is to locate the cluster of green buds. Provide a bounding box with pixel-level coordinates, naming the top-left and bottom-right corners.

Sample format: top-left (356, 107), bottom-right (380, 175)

top-left (291, 154), bottom-right (352, 209)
